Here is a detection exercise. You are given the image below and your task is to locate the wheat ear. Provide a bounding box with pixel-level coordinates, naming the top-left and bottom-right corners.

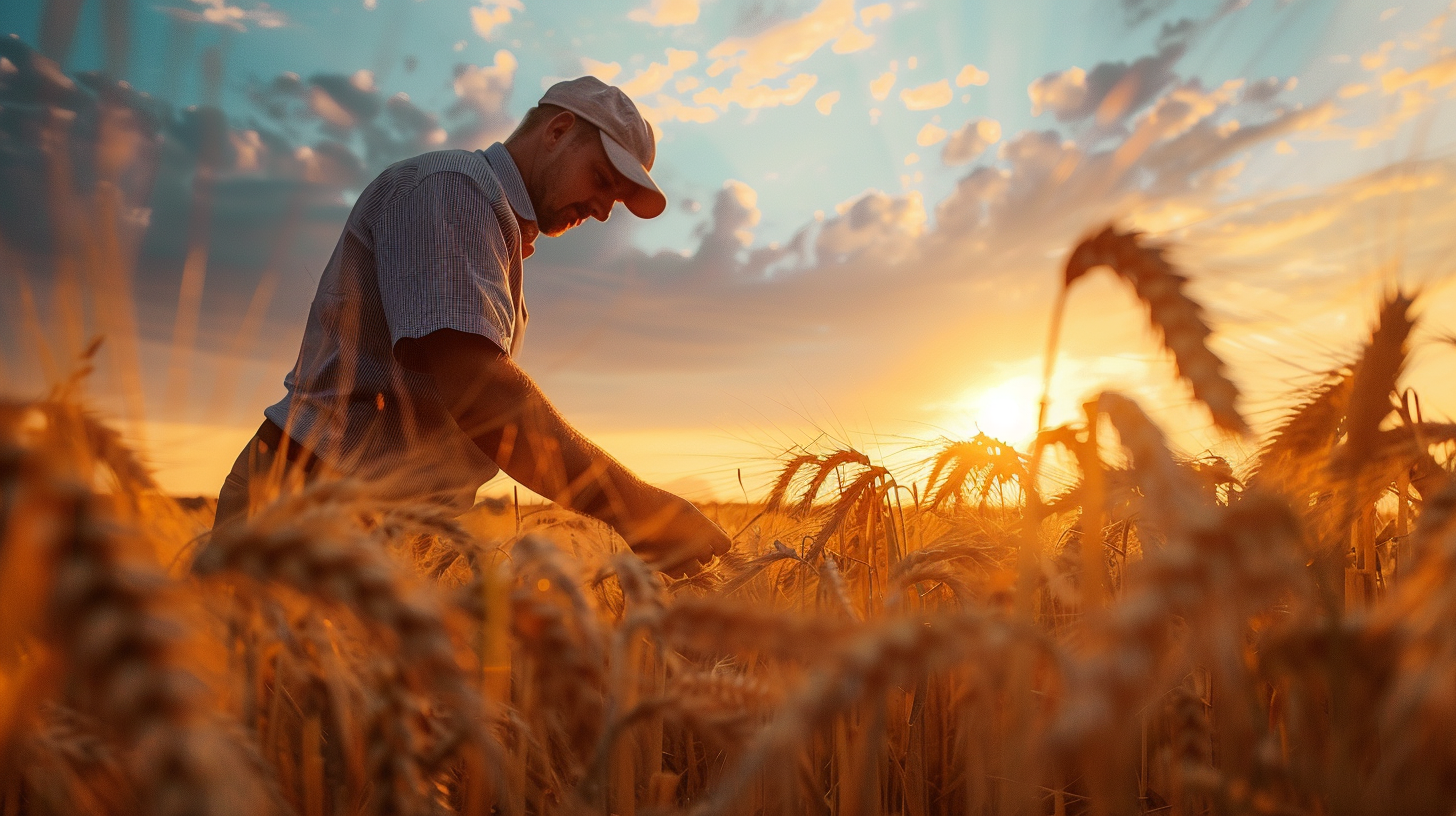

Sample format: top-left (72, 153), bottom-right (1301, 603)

top-left (1333, 292), bottom-right (1415, 475)
top-left (1066, 225), bottom-right (1247, 434)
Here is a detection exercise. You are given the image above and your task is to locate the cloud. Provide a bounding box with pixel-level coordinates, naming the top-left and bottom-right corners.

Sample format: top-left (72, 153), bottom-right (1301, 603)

top-left (696, 180), bottom-right (762, 261)
top-left (1107, 79), bottom-right (1244, 170)
top-left (305, 71), bottom-right (380, 132)
top-left (1316, 47), bottom-right (1456, 149)
top-left (160, 0), bottom-right (287, 31)
top-left (941, 117), bottom-right (1001, 165)
top-left (228, 47), bottom-right (516, 179)
top-left (860, 3), bottom-right (892, 25)
top-left (900, 79), bottom-right (952, 110)
top-left (1028, 41), bottom-right (1185, 124)
top-left (1241, 76), bottom-right (1292, 104)
top-left (832, 26), bottom-right (874, 53)
top-left (1381, 52), bottom-right (1456, 93)
top-left (8, 26), bottom-right (1446, 466)
top-left (1362, 41), bottom-right (1395, 71)
top-left (448, 50), bottom-right (519, 149)
top-left (933, 166), bottom-right (1008, 234)
top-left (0, 35), bottom-right (370, 404)
top-left (1351, 86), bottom-right (1431, 149)
top-left (706, 0), bottom-right (869, 85)
top-left (619, 49), bottom-right (699, 97)
top-left (1120, 0), bottom-right (1173, 26)
top-left (695, 0), bottom-right (871, 111)
top-left (244, 67), bottom-right (459, 169)
top-left (383, 93), bottom-right (448, 147)
top-left (817, 189), bottom-right (927, 262)
top-left (1029, 67), bottom-right (1087, 118)
top-left (693, 73), bottom-right (818, 110)
top-left (917, 122), bottom-right (948, 146)
top-left (470, 0), bottom-right (524, 40)
top-left (815, 90), bottom-right (840, 114)
top-left (869, 71), bottom-right (895, 101)
top-left (955, 64), bottom-right (989, 87)
top-left (581, 58), bottom-right (621, 83)
top-left (628, 0), bottom-right (700, 26)
top-left (293, 142), bottom-right (364, 187)
top-left (635, 94), bottom-right (719, 126)
top-left (508, 66), bottom-right (1357, 414)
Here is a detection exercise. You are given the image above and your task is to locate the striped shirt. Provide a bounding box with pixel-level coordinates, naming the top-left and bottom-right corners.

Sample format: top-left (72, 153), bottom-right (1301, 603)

top-left (264, 143), bottom-right (535, 511)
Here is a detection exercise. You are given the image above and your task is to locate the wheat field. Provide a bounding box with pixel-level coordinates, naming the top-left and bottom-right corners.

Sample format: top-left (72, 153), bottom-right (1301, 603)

top-left (4, 216), bottom-right (1456, 816)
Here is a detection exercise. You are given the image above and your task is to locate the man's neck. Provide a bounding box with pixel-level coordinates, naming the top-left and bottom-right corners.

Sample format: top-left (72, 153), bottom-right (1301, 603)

top-left (503, 138), bottom-right (539, 210)
top-left (502, 138), bottom-right (541, 258)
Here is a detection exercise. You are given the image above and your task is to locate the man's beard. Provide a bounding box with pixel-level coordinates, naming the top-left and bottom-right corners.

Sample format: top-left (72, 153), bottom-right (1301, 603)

top-left (538, 205), bottom-right (583, 237)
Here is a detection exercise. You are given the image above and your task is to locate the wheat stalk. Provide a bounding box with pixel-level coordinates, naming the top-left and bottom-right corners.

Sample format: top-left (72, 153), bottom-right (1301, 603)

top-left (1332, 292), bottom-right (1416, 475)
top-left (1065, 225), bottom-right (1248, 434)
top-left (691, 611), bottom-right (1038, 816)
top-left (39, 477), bottom-right (266, 814)
top-left (795, 449), bottom-right (875, 517)
top-left (922, 434), bottom-right (1026, 511)
top-left (192, 481), bottom-right (502, 805)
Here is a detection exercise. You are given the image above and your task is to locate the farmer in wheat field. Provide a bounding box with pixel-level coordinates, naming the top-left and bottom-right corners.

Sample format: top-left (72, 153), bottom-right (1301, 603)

top-left (213, 77), bottom-right (730, 574)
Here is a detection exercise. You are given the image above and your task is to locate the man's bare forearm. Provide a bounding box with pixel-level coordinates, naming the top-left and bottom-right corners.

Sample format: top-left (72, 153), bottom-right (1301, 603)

top-left (403, 330), bottom-right (664, 532)
top-left (464, 361), bottom-right (659, 527)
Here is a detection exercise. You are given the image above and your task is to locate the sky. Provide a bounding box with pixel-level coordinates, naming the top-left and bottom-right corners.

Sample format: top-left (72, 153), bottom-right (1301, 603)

top-left (4, 0), bottom-right (1456, 500)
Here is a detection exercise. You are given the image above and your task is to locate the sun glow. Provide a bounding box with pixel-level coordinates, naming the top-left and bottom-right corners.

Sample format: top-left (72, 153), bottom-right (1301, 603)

top-left (947, 375), bottom-right (1044, 448)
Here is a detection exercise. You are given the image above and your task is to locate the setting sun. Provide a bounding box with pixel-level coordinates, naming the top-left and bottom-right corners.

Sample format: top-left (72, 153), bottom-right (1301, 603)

top-left (947, 375), bottom-right (1044, 447)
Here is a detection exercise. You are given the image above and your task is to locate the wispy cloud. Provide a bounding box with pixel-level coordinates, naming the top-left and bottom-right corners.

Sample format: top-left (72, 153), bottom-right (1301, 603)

top-left (513, 36), bottom-right (1358, 405)
top-left (941, 118), bottom-right (1001, 165)
top-left (1028, 37), bottom-right (1187, 125)
top-left (449, 50), bottom-right (520, 149)
top-left (694, 0), bottom-right (872, 111)
top-left (693, 74), bottom-right (819, 110)
top-left (619, 48), bottom-right (699, 97)
top-left (956, 64), bottom-right (990, 87)
top-left (470, 0), bottom-right (524, 40)
top-left (581, 58), bottom-right (622, 83)
top-left (7, 6), bottom-right (1456, 460)
top-left (618, 50), bottom-right (717, 127)
top-left (917, 123), bottom-right (948, 146)
top-left (859, 3), bottom-right (892, 26)
top-left (901, 79), bottom-right (952, 110)
top-left (635, 94), bottom-right (720, 127)
top-left (870, 71), bottom-right (895, 101)
top-left (159, 0), bottom-right (286, 32)
top-left (628, 0), bottom-right (700, 27)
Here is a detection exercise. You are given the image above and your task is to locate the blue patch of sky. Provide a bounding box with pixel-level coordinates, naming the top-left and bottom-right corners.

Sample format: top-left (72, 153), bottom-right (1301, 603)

top-left (4, 0), bottom-right (1448, 256)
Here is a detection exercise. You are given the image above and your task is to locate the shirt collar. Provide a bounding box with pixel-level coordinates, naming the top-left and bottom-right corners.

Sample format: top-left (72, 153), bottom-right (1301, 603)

top-left (483, 142), bottom-right (540, 258)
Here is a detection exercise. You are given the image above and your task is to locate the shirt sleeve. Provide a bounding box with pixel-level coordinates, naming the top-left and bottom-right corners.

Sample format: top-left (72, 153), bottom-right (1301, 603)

top-left (372, 171), bottom-right (515, 355)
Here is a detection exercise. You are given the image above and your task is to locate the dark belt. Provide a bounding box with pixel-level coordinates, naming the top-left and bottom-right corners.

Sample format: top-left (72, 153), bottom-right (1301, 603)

top-left (255, 419), bottom-right (323, 474)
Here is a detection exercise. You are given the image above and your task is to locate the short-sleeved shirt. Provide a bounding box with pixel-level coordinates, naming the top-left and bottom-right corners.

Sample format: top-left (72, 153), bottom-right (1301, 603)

top-left (263, 143), bottom-right (535, 511)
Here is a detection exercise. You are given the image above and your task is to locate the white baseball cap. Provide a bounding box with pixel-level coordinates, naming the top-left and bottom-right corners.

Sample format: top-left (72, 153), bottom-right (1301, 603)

top-left (539, 76), bottom-right (667, 219)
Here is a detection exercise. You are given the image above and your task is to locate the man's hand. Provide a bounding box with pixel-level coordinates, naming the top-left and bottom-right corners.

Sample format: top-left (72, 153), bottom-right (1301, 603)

top-left (620, 493), bottom-right (732, 576)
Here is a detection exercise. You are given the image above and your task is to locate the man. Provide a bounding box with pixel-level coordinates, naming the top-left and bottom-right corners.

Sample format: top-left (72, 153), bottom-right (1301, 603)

top-left (214, 77), bottom-right (731, 574)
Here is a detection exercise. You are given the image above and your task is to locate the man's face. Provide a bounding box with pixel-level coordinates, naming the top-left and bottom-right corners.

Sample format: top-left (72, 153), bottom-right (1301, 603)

top-left (534, 117), bottom-right (636, 237)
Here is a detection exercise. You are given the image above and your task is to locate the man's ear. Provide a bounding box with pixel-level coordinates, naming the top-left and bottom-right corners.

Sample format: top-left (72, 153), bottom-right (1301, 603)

top-left (544, 110), bottom-right (577, 148)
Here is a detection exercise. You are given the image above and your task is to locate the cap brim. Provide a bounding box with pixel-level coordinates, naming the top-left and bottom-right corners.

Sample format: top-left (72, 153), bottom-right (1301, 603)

top-left (601, 131), bottom-right (667, 219)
